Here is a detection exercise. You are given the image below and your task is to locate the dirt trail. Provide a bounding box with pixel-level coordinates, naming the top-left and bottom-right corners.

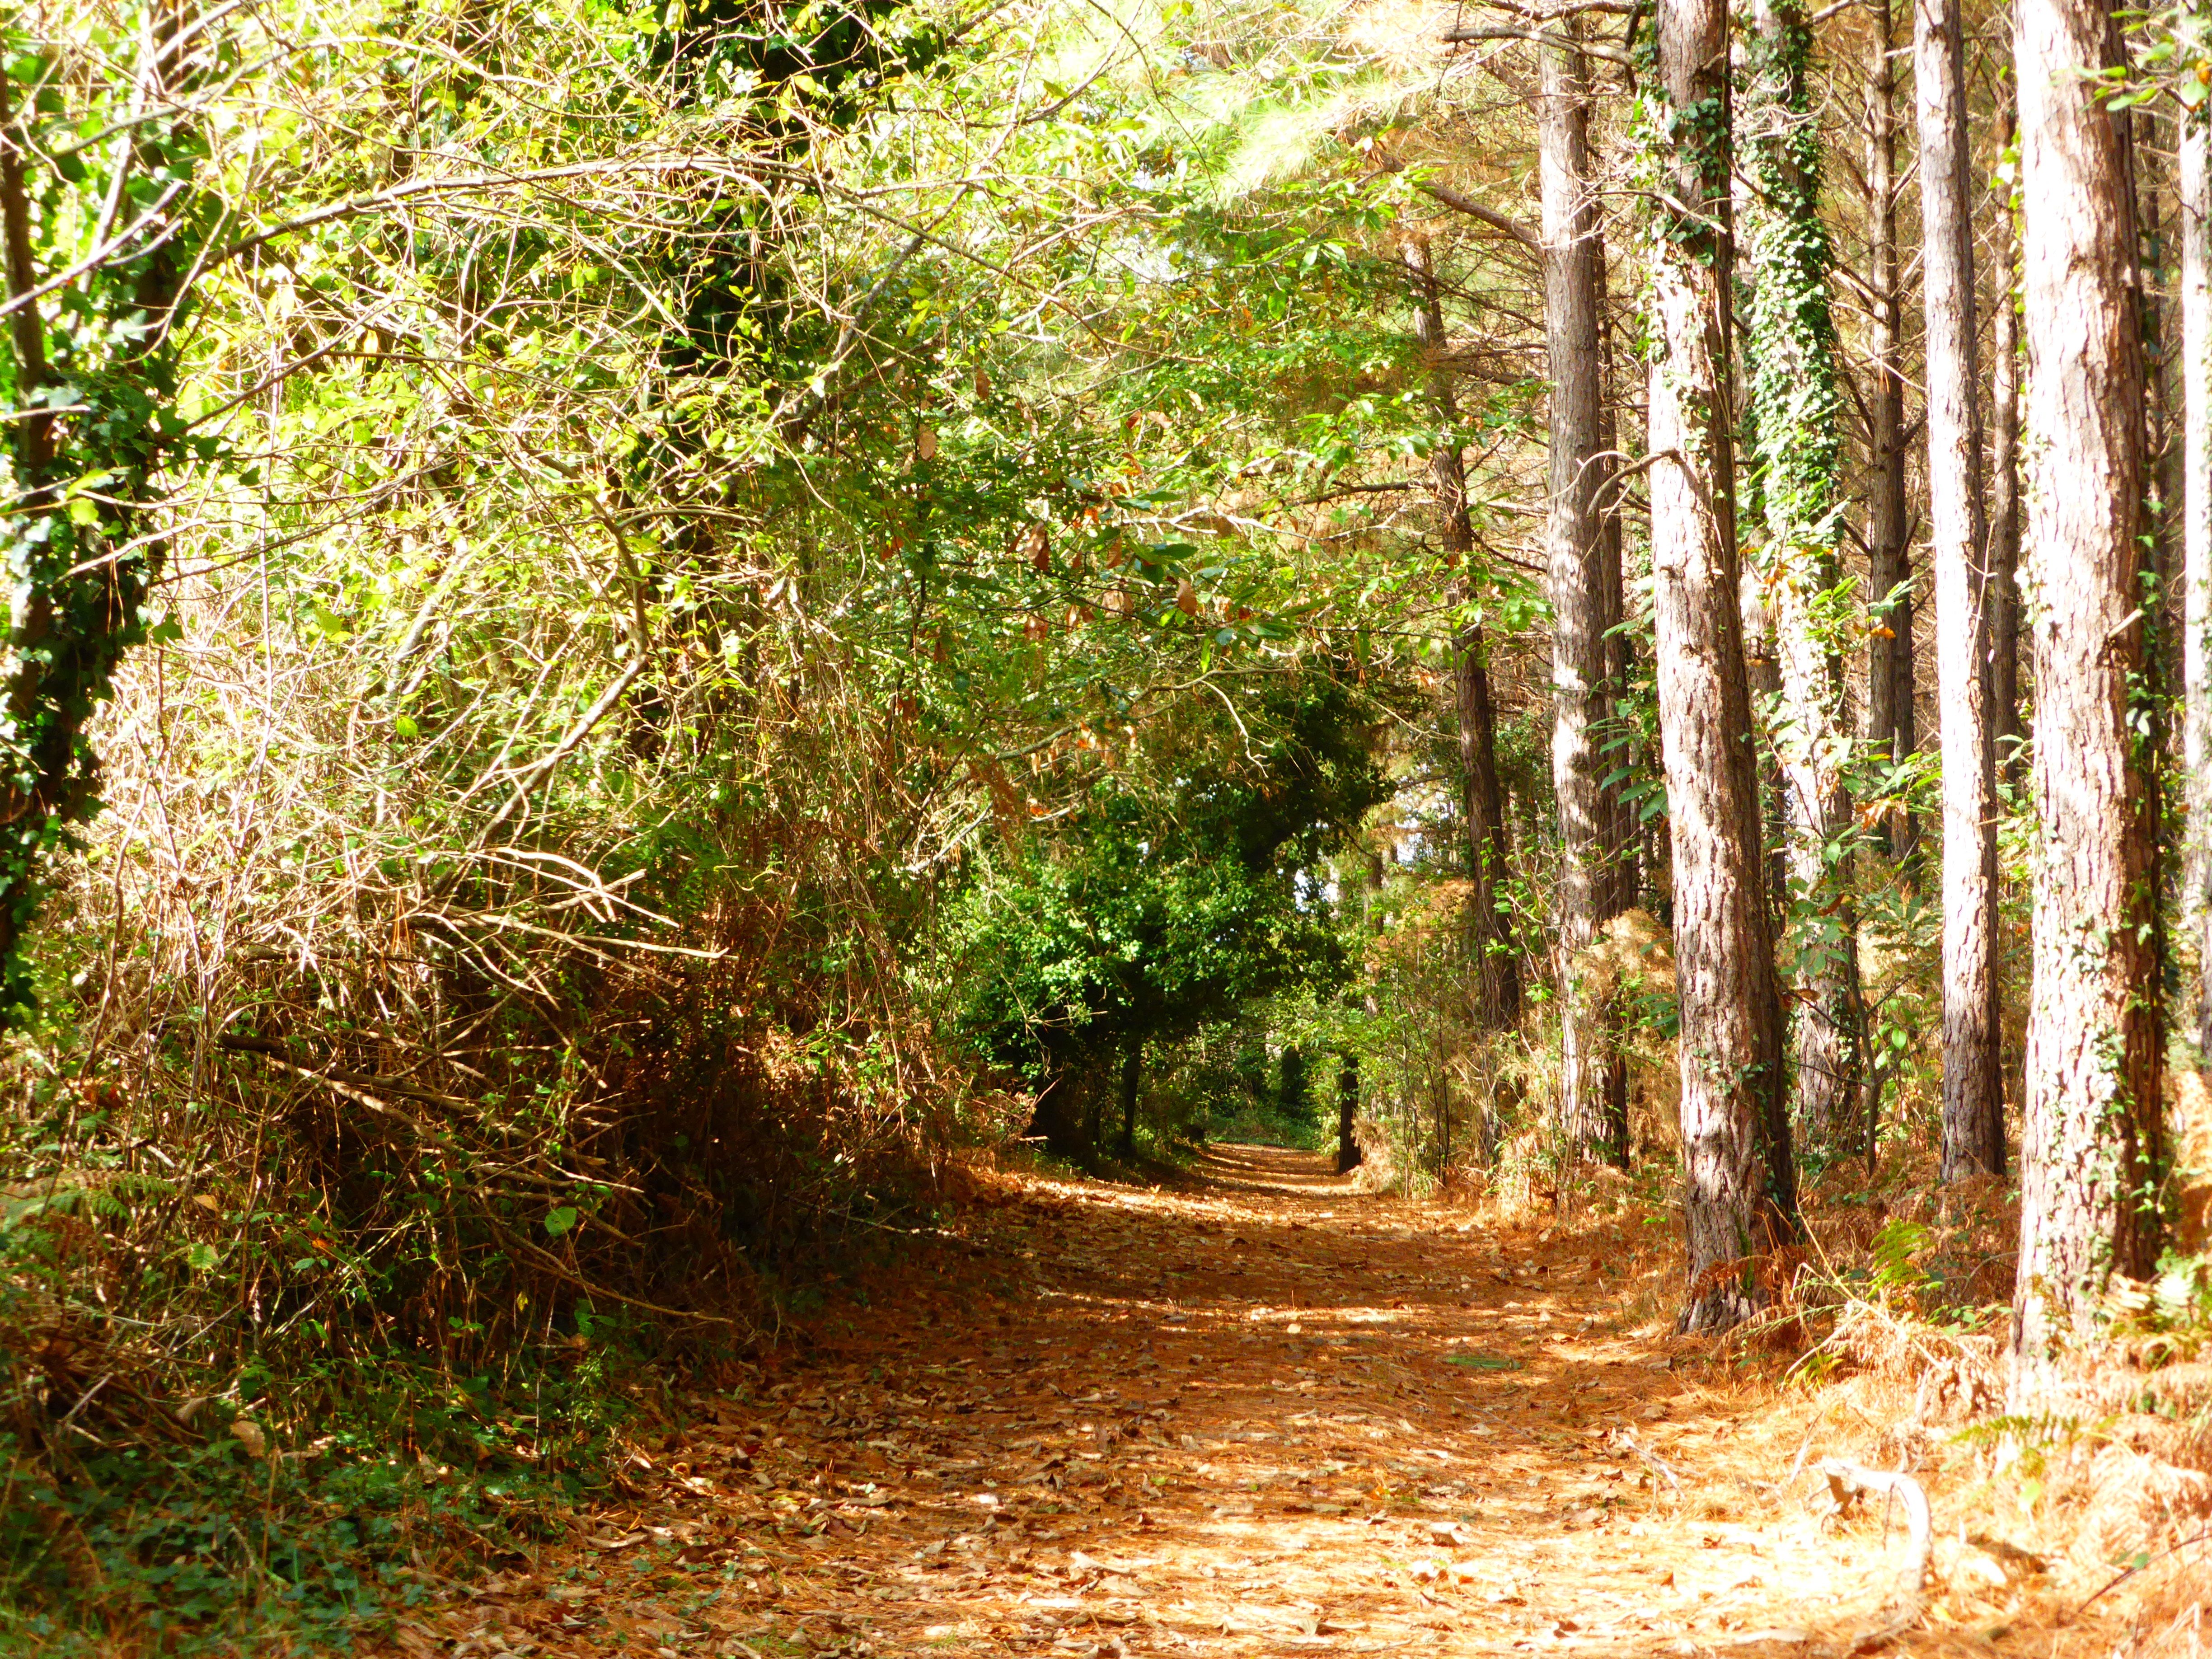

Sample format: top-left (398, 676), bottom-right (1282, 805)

top-left (400, 1148), bottom-right (2117, 1659)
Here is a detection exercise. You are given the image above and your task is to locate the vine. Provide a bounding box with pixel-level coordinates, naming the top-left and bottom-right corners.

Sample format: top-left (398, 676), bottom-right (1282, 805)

top-left (1737, 0), bottom-right (1845, 585)
top-left (0, 20), bottom-right (208, 1018)
top-left (1733, 0), bottom-right (1867, 1143)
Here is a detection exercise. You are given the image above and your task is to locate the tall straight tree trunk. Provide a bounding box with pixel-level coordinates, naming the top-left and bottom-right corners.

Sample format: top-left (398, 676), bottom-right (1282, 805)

top-left (1992, 95), bottom-right (2025, 788)
top-left (1541, 17), bottom-right (1626, 1159)
top-left (2012, 0), bottom-right (2163, 1382)
top-left (1863, 0), bottom-right (1919, 868)
top-left (1739, 0), bottom-right (1863, 1152)
top-left (1406, 237), bottom-right (1521, 1031)
top-left (1916, 0), bottom-right (2004, 1180)
top-left (1643, 0), bottom-right (1798, 1332)
top-left (2185, 107), bottom-right (2212, 1053)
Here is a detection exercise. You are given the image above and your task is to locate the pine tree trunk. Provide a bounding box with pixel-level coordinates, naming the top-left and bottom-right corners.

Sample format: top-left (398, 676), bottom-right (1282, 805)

top-left (1644, 0), bottom-right (1798, 1332)
top-left (2185, 108), bottom-right (2212, 1053)
top-left (1992, 96), bottom-right (2025, 788)
top-left (1863, 0), bottom-right (1919, 868)
top-left (1406, 238), bottom-right (1521, 1031)
top-left (1739, 0), bottom-right (1863, 1153)
top-left (2012, 0), bottom-right (2164, 1381)
top-left (1541, 19), bottom-right (1626, 1159)
top-left (1917, 0), bottom-right (2004, 1181)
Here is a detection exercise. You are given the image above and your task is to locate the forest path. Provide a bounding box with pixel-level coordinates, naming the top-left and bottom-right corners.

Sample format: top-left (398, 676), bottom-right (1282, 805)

top-left (401, 1148), bottom-right (2096, 1659)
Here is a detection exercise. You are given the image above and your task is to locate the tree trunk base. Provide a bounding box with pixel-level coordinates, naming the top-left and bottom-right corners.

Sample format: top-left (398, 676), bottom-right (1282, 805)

top-left (1675, 1283), bottom-right (1763, 1335)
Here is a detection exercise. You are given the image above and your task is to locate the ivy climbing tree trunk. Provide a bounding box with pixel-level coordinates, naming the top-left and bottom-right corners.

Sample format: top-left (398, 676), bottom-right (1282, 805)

top-left (1405, 236), bottom-right (1520, 1031)
top-left (0, 26), bottom-right (192, 1017)
top-left (1641, 0), bottom-right (1798, 1332)
top-left (1738, 0), bottom-right (1862, 1153)
top-left (1917, 0), bottom-right (2004, 1181)
top-left (1862, 0), bottom-right (1919, 871)
top-left (1540, 16), bottom-right (1626, 1160)
top-left (2184, 98), bottom-right (2212, 1056)
top-left (2012, 0), bottom-right (2164, 1385)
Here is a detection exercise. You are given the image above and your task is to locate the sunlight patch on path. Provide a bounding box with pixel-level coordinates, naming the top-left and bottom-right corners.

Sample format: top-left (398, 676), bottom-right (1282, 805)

top-left (380, 1144), bottom-right (2118, 1659)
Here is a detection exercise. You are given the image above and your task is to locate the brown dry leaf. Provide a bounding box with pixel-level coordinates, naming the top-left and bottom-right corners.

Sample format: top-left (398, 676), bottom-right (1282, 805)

top-left (460, 1146), bottom-right (2145, 1659)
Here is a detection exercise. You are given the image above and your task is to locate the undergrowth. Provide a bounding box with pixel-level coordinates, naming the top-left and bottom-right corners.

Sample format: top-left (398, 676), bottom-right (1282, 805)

top-left (0, 547), bottom-right (1004, 1645)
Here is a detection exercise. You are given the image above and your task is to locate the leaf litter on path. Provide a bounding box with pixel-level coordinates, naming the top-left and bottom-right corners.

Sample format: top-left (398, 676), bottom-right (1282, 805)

top-left (378, 1145), bottom-right (2132, 1659)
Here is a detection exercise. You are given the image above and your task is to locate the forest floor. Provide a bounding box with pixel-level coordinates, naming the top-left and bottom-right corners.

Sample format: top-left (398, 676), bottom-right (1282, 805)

top-left (385, 1147), bottom-right (2141, 1659)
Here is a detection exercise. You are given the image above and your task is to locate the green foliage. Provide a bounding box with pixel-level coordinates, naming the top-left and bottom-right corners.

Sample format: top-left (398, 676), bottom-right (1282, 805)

top-left (2103, 1251), bottom-right (2212, 1365)
top-left (947, 659), bottom-right (1395, 1153)
top-left (0, 1365), bottom-right (637, 1652)
top-left (0, 19), bottom-right (217, 1018)
top-left (0, 0), bottom-right (1657, 1641)
top-left (1736, 0), bottom-right (1845, 560)
top-left (1279, 1044), bottom-right (1309, 1121)
top-left (1865, 1217), bottom-right (1940, 1295)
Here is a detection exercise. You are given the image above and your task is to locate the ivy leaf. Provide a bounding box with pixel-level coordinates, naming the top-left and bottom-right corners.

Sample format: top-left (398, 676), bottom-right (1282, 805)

top-left (545, 1206), bottom-right (579, 1236)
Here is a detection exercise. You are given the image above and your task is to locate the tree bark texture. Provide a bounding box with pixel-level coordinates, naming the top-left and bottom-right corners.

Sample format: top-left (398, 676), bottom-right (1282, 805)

top-left (2012, 0), bottom-right (2163, 1378)
top-left (1739, 0), bottom-right (1863, 1152)
top-left (1991, 95), bottom-right (2025, 789)
top-left (1862, 0), bottom-right (1919, 867)
top-left (2184, 109), bottom-right (2212, 1054)
top-left (1916, 0), bottom-right (2004, 1181)
top-left (1541, 20), bottom-right (1627, 1159)
top-left (1406, 237), bottom-right (1522, 1031)
top-left (1643, 0), bottom-right (1798, 1332)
